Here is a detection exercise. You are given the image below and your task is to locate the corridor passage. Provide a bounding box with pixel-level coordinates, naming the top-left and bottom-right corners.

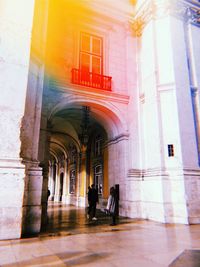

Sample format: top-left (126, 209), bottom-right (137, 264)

top-left (1, 203), bottom-right (200, 267)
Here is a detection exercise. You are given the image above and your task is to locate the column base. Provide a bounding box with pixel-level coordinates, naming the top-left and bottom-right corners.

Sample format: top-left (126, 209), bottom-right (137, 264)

top-left (0, 158), bottom-right (25, 240)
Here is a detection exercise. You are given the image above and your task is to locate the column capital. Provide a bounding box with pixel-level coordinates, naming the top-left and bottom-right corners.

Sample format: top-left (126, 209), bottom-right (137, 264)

top-left (130, 0), bottom-right (200, 37)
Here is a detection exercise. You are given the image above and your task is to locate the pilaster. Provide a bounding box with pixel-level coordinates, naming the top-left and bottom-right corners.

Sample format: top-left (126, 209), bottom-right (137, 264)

top-left (0, 0), bottom-right (36, 239)
top-left (107, 134), bottom-right (129, 215)
top-left (130, 0), bottom-right (200, 224)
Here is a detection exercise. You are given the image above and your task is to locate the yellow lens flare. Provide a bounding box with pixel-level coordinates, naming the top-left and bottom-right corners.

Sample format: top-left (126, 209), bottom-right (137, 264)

top-left (31, 0), bottom-right (95, 82)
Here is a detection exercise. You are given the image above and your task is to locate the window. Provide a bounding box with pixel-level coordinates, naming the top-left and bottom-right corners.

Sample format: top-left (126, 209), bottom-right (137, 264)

top-left (94, 134), bottom-right (102, 156)
top-left (68, 144), bottom-right (77, 164)
top-left (168, 144), bottom-right (174, 157)
top-left (80, 33), bottom-right (103, 75)
top-left (94, 164), bottom-right (103, 194)
top-left (71, 32), bottom-right (111, 90)
top-left (69, 169), bottom-right (76, 194)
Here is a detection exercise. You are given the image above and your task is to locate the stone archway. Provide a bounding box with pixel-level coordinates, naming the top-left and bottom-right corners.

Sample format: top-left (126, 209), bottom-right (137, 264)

top-left (38, 98), bottom-right (129, 227)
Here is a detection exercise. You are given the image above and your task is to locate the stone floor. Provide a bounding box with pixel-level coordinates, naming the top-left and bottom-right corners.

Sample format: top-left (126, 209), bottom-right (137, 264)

top-left (1, 202), bottom-right (200, 266)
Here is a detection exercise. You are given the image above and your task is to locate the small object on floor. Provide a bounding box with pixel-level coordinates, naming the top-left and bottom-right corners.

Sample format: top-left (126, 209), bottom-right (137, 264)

top-left (92, 217), bottom-right (97, 220)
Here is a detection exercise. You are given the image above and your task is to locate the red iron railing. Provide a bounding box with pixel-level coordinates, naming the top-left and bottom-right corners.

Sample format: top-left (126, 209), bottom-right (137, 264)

top-left (71, 68), bottom-right (112, 91)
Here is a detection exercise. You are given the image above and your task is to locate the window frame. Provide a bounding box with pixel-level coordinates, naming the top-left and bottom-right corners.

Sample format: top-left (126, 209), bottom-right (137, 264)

top-left (69, 169), bottom-right (76, 194)
top-left (94, 134), bottom-right (103, 156)
top-left (94, 164), bottom-right (103, 195)
top-left (79, 32), bottom-right (103, 75)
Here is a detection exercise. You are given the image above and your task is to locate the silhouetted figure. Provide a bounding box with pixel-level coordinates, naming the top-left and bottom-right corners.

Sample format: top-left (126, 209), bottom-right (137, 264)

top-left (47, 189), bottom-right (50, 201)
top-left (106, 186), bottom-right (117, 226)
top-left (87, 184), bottom-right (98, 220)
top-left (87, 186), bottom-right (91, 218)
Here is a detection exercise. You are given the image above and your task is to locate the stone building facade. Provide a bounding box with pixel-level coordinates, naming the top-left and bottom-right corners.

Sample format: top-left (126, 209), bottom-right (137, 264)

top-left (1, 0), bottom-right (200, 240)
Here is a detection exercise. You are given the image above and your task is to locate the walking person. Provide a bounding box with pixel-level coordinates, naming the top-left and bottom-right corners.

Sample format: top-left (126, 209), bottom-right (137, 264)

top-left (47, 189), bottom-right (50, 202)
top-left (106, 186), bottom-right (117, 226)
top-left (87, 184), bottom-right (98, 220)
top-left (87, 186), bottom-right (91, 219)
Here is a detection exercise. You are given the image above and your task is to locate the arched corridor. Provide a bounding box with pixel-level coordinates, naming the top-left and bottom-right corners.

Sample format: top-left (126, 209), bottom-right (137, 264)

top-left (41, 101), bottom-right (127, 222)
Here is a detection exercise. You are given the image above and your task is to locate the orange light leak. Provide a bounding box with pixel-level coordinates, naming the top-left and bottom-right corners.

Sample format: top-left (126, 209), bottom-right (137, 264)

top-left (31, 0), bottom-right (94, 82)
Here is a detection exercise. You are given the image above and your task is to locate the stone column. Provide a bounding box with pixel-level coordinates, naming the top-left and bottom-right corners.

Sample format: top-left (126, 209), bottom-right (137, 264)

top-left (75, 153), bottom-right (81, 206)
top-left (65, 160), bottom-right (71, 204)
top-left (22, 161), bottom-right (43, 236)
top-left (78, 145), bottom-right (87, 206)
top-left (131, 0), bottom-right (199, 223)
top-left (103, 145), bottom-right (109, 199)
top-left (0, 0), bottom-right (36, 240)
top-left (191, 88), bottom-right (200, 161)
top-left (20, 0), bottom-right (49, 236)
top-left (107, 136), bottom-right (128, 216)
top-left (54, 163), bottom-right (60, 202)
top-left (50, 162), bottom-right (56, 201)
top-left (181, 8), bottom-right (200, 223)
top-left (62, 159), bottom-right (68, 203)
top-left (48, 163), bottom-right (53, 199)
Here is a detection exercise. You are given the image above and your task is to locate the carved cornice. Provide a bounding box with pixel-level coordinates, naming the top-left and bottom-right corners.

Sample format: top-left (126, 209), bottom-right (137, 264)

top-left (131, 0), bottom-right (200, 37)
top-left (183, 3), bottom-right (200, 24)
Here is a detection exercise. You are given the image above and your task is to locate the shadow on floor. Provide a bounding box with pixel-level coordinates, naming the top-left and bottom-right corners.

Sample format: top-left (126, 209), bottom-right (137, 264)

top-left (169, 250), bottom-right (200, 267)
top-left (40, 203), bottom-right (139, 237)
top-left (3, 250), bottom-right (110, 267)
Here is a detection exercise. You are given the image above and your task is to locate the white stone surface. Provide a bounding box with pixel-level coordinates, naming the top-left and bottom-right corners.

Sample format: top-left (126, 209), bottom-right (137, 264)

top-left (1, 0), bottom-right (200, 241)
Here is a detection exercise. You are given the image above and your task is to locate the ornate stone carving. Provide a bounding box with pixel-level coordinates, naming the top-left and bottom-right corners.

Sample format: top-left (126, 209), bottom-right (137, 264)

top-left (184, 5), bottom-right (200, 24)
top-left (131, 0), bottom-right (200, 37)
top-left (131, 17), bottom-right (145, 37)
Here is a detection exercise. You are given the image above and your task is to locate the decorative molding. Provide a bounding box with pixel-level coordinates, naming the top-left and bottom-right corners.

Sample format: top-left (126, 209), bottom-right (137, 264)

top-left (106, 133), bottom-right (129, 146)
top-left (131, 0), bottom-right (200, 37)
top-left (0, 158), bottom-right (42, 169)
top-left (183, 167), bottom-right (200, 177)
top-left (0, 158), bottom-right (25, 169)
top-left (180, 1), bottom-right (200, 25)
top-left (49, 81), bottom-right (130, 105)
top-left (128, 167), bottom-right (200, 180)
top-left (128, 167), bottom-right (169, 180)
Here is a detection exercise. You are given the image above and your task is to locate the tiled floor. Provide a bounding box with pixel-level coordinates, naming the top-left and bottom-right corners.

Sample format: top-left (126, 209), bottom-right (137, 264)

top-left (1, 203), bottom-right (200, 266)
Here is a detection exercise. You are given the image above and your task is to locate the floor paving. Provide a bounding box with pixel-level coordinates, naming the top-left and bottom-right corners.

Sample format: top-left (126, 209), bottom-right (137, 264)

top-left (1, 202), bottom-right (200, 266)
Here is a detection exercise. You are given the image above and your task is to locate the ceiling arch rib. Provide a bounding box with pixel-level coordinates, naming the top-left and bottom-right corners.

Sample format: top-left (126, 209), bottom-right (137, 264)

top-left (50, 132), bottom-right (81, 153)
top-left (50, 141), bottom-right (68, 158)
top-left (48, 97), bottom-right (127, 139)
top-left (49, 149), bottom-right (58, 163)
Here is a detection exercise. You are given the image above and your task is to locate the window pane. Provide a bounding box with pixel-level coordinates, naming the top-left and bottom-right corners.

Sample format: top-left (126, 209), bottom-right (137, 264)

top-left (92, 38), bottom-right (101, 55)
top-left (80, 53), bottom-right (90, 71)
top-left (81, 34), bottom-right (90, 52)
top-left (79, 33), bottom-right (103, 76)
top-left (92, 56), bottom-right (101, 74)
top-left (69, 170), bottom-right (76, 194)
top-left (94, 164), bottom-right (103, 194)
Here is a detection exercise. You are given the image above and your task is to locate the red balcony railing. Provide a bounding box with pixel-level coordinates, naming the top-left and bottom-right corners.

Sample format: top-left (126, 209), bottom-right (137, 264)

top-left (71, 68), bottom-right (112, 91)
